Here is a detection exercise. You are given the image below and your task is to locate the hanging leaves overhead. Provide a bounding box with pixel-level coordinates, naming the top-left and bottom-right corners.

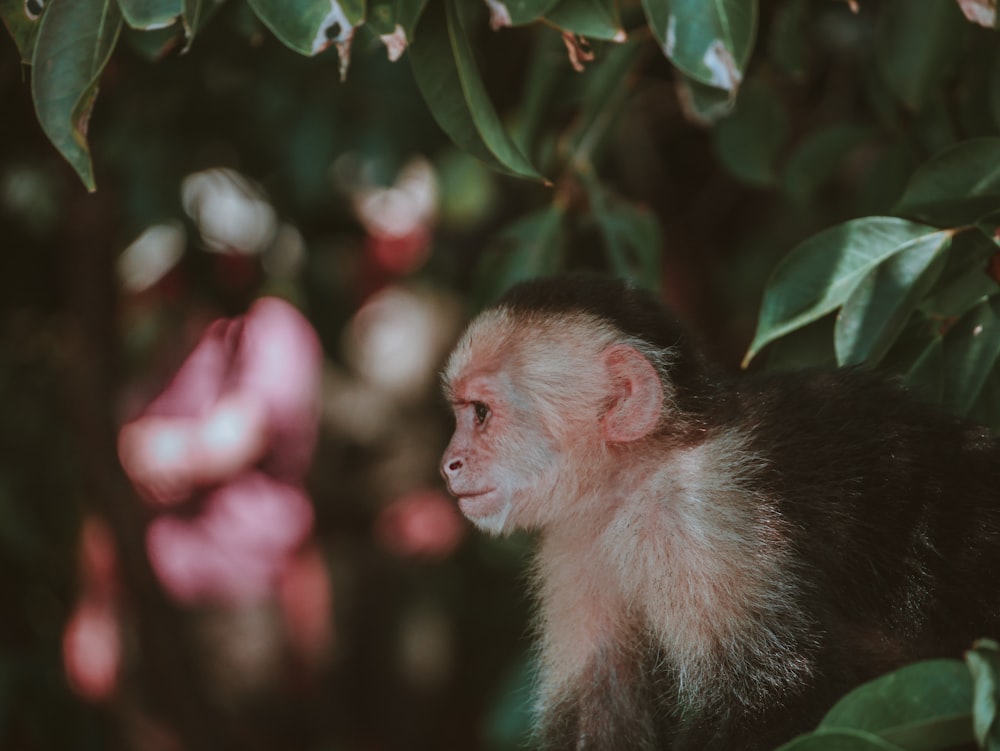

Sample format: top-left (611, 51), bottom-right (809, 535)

top-left (30, 0), bottom-right (122, 192)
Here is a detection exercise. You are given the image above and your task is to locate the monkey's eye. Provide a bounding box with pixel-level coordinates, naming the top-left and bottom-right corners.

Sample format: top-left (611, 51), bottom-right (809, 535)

top-left (473, 401), bottom-right (490, 425)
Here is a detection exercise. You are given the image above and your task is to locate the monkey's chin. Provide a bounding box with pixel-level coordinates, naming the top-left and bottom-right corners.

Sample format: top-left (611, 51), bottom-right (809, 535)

top-left (458, 492), bottom-right (512, 536)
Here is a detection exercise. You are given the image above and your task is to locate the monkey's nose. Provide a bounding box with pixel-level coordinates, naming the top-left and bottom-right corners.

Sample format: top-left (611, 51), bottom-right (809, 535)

top-left (442, 457), bottom-right (463, 479)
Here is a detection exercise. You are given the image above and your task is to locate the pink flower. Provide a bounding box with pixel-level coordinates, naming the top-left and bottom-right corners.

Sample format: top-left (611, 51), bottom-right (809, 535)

top-left (375, 489), bottom-right (466, 560)
top-left (118, 298), bottom-right (323, 605)
top-left (63, 599), bottom-right (121, 701)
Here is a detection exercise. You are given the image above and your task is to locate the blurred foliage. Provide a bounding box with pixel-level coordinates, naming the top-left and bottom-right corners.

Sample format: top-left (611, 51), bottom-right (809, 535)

top-left (2, 0), bottom-right (1000, 749)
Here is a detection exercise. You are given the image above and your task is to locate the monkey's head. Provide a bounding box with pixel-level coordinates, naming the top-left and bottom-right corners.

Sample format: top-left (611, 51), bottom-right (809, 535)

top-left (440, 275), bottom-right (704, 535)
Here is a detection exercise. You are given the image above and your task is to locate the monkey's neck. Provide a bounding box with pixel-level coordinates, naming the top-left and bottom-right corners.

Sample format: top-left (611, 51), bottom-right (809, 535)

top-left (534, 428), bottom-right (813, 708)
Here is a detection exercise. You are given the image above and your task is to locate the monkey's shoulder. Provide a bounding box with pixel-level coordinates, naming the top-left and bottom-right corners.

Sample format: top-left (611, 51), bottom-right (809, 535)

top-left (710, 367), bottom-right (1000, 566)
top-left (726, 367), bottom-right (995, 452)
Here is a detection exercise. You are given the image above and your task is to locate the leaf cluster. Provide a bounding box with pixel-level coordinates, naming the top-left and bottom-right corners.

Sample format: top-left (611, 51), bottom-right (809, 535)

top-left (778, 640), bottom-right (1000, 751)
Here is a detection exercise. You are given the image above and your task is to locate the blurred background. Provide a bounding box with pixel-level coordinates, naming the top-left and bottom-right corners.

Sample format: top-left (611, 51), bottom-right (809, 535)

top-left (1, 1), bottom-right (997, 749)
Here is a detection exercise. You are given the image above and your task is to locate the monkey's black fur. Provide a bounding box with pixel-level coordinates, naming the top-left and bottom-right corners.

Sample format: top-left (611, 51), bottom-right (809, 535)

top-left (497, 274), bottom-right (1000, 750)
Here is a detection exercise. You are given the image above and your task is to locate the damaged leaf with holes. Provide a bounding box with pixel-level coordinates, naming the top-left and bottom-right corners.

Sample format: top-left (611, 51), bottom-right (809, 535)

top-left (642, 0), bottom-right (758, 95)
top-left (366, 0), bottom-right (427, 60)
top-left (248, 0), bottom-right (365, 68)
top-left (0, 0), bottom-right (46, 62)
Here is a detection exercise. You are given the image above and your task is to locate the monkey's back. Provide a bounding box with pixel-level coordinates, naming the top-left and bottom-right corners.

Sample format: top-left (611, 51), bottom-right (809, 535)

top-left (730, 368), bottom-right (1000, 678)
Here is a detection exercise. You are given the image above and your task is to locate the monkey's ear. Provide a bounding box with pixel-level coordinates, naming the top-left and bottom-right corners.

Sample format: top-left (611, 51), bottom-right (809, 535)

top-left (600, 344), bottom-right (663, 443)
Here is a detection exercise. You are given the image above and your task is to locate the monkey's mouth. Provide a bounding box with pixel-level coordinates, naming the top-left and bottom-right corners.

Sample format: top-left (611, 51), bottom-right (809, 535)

top-left (455, 489), bottom-right (500, 519)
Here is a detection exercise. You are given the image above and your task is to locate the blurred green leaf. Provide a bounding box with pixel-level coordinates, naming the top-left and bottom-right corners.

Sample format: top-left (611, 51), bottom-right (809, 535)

top-left (992, 51), bottom-right (1000, 132)
top-left (118, 0), bottom-right (181, 29)
top-left (783, 124), bottom-right (874, 204)
top-left (819, 659), bottom-right (974, 750)
top-left (895, 138), bottom-right (1000, 227)
top-left (31, 0), bottom-right (123, 192)
top-left (409, 0), bottom-right (545, 182)
top-left (745, 218), bottom-right (950, 365)
top-left (852, 140), bottom-right (919, 217)
top-left (712, 77), bottom-right (786, 186)
top-left (484, 655), bottom-right (538, 751)
top-left (876, 0), bottom-right (967, 111)
top-left (834, 231), bottom-right (950, 366)
top-left (436, 149), bottom-right (500, 230)
top-left (905, 335), bottom-right (945, 403)
top-left (776, 729), bottom-right (906, 751)
top-left (248, 0), bottom-right (363, 56)
top-left (566, 40), bottom-right (642, 160)
top-left (767, 0), bottom-right (808, 78)
top-left (965, 640), bottom-right (1000, 751)
top-left (643, 0), bottom-right (757, 95)
top-left (584, 179), bottom-right (662, 290)
top-left (474, 204), bottom-right (566, 305)
top-left (1, 0), bottom-right (43, 61)
top-left (942, 295), bottom-right (1000, 416)
top-left (545, 0), bottom-right (624, 42)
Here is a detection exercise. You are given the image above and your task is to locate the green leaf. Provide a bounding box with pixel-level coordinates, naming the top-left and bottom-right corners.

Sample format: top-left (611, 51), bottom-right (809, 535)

top-left (511, 30), bottom-right (565, 157)
top-left (992, 51), bottom-right (1000, 132)
top-left (745, 218), bottom-right (949, 365)
top-left (482, 0), bottom-right (560, 28)
top-left (587, 182), bottom-right (662, 290)
top-left (31, 0), bottom-right (123, 192)
top-left (767, 0), bottom-right (808, 79)
top-left (118, 0), bottom-right (181, 29)
top-left (367, 0), bottom-right (427, 59)
top-left (247, 0), bottom-right (363, 56)
top-left (545, 0), bottom-right (625, 42)
top-left (776, 729), bottom-right (906, 751)
top-left (566, 40), bottom-right (642, 160)
top-left (121, 22), bottom-right (181, 59)
top-left (942, 295), bottom-right (1000, 416)
top-left (966, 641), bottom-right (1000, 751)
top-left (919, 228), bottom-right (998, 318)
top-left (876, 0), bottom-right (967, 111)
top-left (474, 204), bottom-right (566, 305)
top-left (409, 0), bottom-right (545, 182)
top-left (820, 659), bottom-right (974, 751)
top-left (834, 232), bottom-right (951, 366)
top-left (895, 138), bottom-right (1000, 227)
top-left (1, 0), bottom-right (44, 62)
top-left (712, 77), bottom-right (787, 186)
top-left (643, 0), bottom-right (757, 95)
top-left (782, 124), bottom-right (874, 204)
top-left (905, 335), bottom-right (945, 403)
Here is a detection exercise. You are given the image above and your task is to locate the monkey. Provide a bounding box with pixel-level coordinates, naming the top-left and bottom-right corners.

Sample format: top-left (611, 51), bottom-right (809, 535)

top-left (439, 273), bottom-right (1000, 751)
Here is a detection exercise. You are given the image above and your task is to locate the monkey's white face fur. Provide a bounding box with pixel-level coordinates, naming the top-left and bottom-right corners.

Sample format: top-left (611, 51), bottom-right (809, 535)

top-left (440, 308), bottom-right (666, 535)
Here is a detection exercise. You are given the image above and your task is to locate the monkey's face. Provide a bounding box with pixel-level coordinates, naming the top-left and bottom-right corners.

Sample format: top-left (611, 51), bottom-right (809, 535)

top-left (439, 308), bottom-right (664, 535)
top-left (440, 367), bottom-right (564, 535)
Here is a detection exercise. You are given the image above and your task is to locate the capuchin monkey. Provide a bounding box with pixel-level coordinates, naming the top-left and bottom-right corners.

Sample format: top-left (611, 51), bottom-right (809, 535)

top-left (439, 273), bottom-right (1000, 751)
